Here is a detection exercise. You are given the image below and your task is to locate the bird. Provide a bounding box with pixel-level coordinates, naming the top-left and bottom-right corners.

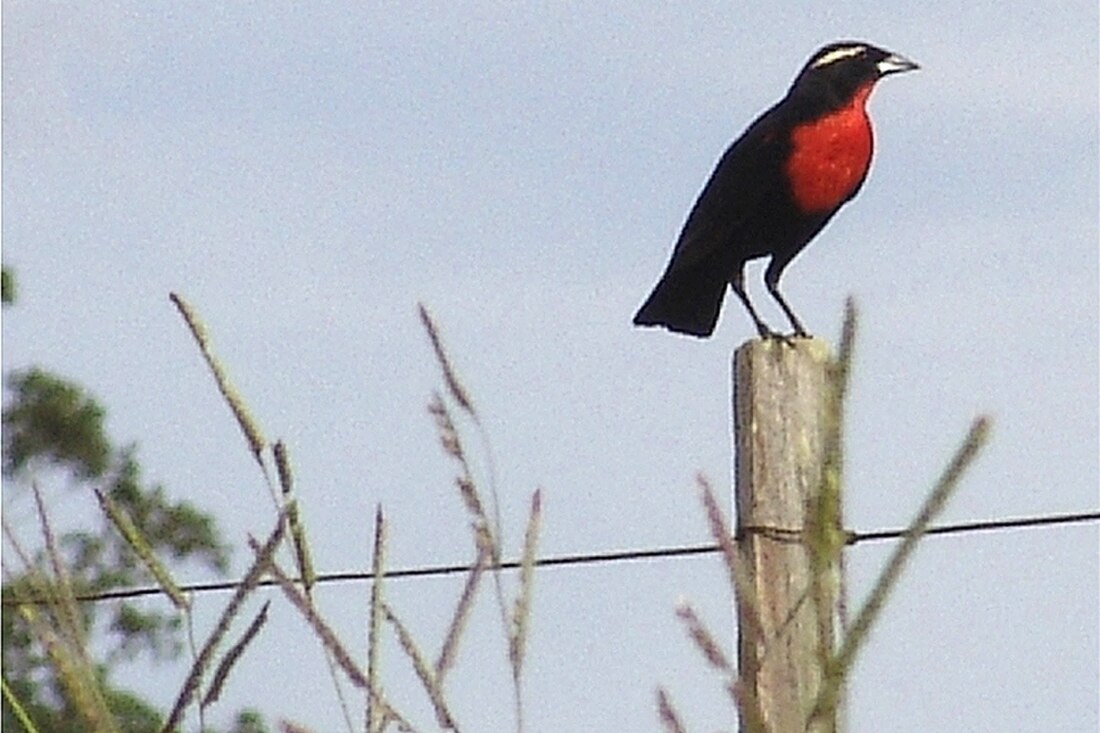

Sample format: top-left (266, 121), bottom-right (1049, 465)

top-left (633, 41), bottom-right (919, 339)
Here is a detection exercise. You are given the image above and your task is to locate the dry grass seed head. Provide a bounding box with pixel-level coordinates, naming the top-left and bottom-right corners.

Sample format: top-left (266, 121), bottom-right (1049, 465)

top-left (162, 513), bottom-right (287, 732)
top-left (273, 441), bottom-right (293, 497)
top-left (656, 688), bottom-right (687, 733)
top-left (509, 489), bottom-right (541, 678)
top-left (31, 485), bottom-right (91, 653)
top-left (202, 601), bottom-right (270, 707)
top-left (383, 602), bottom-right (457, 731)
top-left (696, 475), bottom-right (764, 643)
top-left (456, 477), bottom-right (489, 524)
top-left (428, 393), bottom-right (465, 461)
top-left (94, 487), bottom-right (189, 611)
top-left (170, 292), bottom-right (267, 461)
top-left (676, 600), bottom-right (731, 672)
top-left (418, 303), bottom-right (476, 416)
top-left (367, 506), bottom-right (387, 731)
top-left (435, 546), bottom-right (489, 679)
top-left (263, 552), bottom-right (367, 690)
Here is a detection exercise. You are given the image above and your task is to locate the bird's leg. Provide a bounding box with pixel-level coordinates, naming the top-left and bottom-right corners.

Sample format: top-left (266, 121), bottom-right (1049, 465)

top-left (764, 261), bottom-right (811, 338)
top-left (730, 266), bottom-right (781, 339)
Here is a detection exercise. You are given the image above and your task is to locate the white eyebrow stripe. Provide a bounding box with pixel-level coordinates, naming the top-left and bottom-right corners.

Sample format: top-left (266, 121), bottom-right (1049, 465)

top-left (811, 45), bottom-right (867, 68)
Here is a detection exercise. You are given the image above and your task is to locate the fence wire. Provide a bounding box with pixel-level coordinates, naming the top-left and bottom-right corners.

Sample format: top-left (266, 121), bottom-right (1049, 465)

top-left (3, 509), bottom-right (1096, 607)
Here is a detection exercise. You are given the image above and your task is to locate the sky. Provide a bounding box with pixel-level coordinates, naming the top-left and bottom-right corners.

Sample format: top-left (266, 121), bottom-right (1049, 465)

top-left (3, 2), bottom-right (1098, 732)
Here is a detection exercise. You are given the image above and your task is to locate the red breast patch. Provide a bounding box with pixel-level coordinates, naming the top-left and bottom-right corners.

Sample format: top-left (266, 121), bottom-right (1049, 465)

top-left (785, 84), bottom-right (875, 213)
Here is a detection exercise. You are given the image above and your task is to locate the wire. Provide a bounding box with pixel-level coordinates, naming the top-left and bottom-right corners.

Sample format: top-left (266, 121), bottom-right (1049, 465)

top-left (848, 510), bottom-right (1100, 543)
top-left (3, 510), bottom-right (1097, 607)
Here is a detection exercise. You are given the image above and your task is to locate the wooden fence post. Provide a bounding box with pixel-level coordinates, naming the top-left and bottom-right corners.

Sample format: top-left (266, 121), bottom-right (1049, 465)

top-left (733, 337), bottom-right (841, 733)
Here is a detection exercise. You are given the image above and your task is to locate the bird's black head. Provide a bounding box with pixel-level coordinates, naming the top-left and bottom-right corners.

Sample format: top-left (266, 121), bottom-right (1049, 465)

top-left (792, 41), bottom-right (919, 99)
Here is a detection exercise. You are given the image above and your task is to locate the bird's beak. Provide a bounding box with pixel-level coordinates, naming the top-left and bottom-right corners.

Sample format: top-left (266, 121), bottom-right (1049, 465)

top-left (877, 52), bottom-right (920, 76)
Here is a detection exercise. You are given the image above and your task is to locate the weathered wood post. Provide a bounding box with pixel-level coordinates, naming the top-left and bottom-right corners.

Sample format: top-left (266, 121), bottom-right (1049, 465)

top-left (733, 337), bottom-right (842, 732)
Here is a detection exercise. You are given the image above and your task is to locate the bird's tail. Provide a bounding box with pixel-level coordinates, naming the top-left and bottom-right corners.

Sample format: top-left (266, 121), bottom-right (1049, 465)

top-left (632, 261), bottom-right (727, 338)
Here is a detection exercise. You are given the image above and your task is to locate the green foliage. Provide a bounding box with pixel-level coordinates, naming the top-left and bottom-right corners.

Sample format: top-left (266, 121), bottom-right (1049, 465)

top-left (3, 369), bottom-right (112, 479)
top-left (1, 366), bottom-right (236, 731)
top-left (2, 267), bottom-right (15, 305)
top-left (226, 709), bottom-right (271, 733)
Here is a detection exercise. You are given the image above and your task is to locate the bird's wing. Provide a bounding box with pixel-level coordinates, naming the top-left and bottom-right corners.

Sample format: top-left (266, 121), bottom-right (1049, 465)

top-left (664, 101), bottom-right (791, 273)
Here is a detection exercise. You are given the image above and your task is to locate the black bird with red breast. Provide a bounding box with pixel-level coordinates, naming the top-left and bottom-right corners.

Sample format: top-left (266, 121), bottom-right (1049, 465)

top-left (633, 41), bottom-right (919, 339)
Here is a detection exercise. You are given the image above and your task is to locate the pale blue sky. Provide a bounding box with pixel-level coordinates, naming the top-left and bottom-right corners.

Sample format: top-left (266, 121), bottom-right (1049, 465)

top-left (3, 3), bottom-right (1097, 731)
